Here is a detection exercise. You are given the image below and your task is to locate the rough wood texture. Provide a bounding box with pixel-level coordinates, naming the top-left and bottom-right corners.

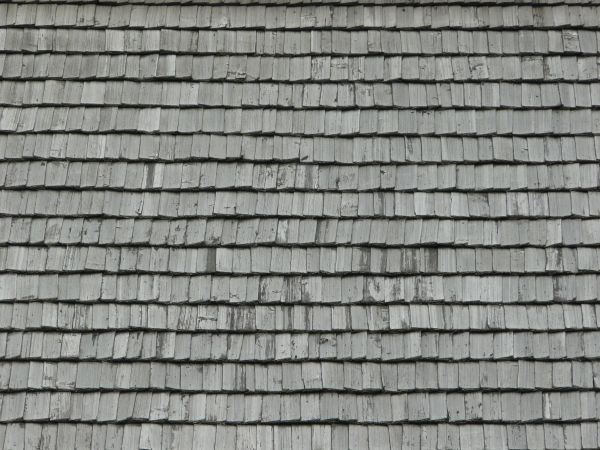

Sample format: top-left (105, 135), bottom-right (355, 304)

top-left (1, 1), bottom-right (599, 449)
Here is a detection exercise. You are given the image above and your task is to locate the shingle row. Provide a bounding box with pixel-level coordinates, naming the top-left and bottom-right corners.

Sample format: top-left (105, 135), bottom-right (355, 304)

top-left (1, 360), bottom-right (597, 392)
top-left (2, 423), bottom-right (598, 450)
top-left (2, 106), bottom-right (599, 135)
top-left (5, 81), bottom-right (600, 109)
top-left (2, 217), bottom-right (599, 248)
top-left (2, 190), bottom-right (595, 218)
top-left (4, 4), bottom-right (599, 30)
top-left (1, 390), bottom-right (598, 424)
top-left (5, 133), bottom-right (599, 164)
top-left (0, 302), bottom-right (596, 332)
top-left (7, 0), bottom-right (597, 3)
top-left (3, 54), bottom-right (598, 82)
top-left (4, 161), bottom-right (598, 192)
top-left (2, 28), bottom-right (597, 55)
top-left (2, 245), bottom-right (599, 274)
top-left (3, 273), bottom-right (600, 304)
top-left (3, 330), bottom-right (598, 362)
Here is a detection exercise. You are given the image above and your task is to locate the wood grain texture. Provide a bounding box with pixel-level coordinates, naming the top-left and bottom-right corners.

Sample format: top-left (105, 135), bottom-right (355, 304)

top-left (1, 1), bottom-right (599, 449)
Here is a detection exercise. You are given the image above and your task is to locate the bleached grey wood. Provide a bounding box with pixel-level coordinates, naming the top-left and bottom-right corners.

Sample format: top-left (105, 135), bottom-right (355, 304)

top-left (1, 2), bottom-right (598, 448)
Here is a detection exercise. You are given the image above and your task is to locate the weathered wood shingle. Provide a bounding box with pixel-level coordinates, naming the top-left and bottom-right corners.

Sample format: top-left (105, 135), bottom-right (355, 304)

top-left (0, 0), bottom-right (599, 448)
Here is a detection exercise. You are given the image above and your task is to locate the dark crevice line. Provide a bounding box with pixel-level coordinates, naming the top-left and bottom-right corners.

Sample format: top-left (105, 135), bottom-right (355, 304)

top-left (3, 103), bottom-right (600, 111)
top-left (1, 76), bottom-right (598, 84)
top-left (1, 0), bottom-right (594, 5)
top-left (6, 215), bottom-right (600, 221)
top-left (1, 215), bottom-right (596, 221)
top-left (0, 328), bottom-right (597, 334)
top-left (2, 356), bottom-right (599, 363)
top-left (1, 356), bottom-right (600, 362)
top-left (0, 418), bottom-right (597, 425)
top-left (0, 49), bottom-right (595, 57)
top-left (0, 269), bottom-right (598, 276)
top-left (3, 297), bottom-right (600, 306)
top-left (2, 132), bottom-right (599, 138)
top-left (2, 271), bottom-right (597, 276)
top-left (2, 329), bottom-right (596, 335)
top-left (0, 243), bottom-right (598, 250)
top-left (2, 187), bottom-right (599, 193)
top-left (1, 387), bottom-right (598, 394)
top-left (3, 24), bottom-right (600, 31)
top-left (0, 212), bottom-right (600, 221)
top-left (5, 157), bottom-right (600, 166)
top-left (2, 106), bottom-right (597, 111)
top-left (2, 131), bottom-right (598, 137)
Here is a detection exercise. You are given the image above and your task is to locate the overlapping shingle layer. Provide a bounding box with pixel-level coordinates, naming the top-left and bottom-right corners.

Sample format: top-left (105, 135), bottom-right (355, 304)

top-left (1, 2), bottom-right (600, 449)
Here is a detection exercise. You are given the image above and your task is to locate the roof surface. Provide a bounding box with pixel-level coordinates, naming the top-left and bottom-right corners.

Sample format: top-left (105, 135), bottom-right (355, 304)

top-left (1, 1), bottom-right (600, 449)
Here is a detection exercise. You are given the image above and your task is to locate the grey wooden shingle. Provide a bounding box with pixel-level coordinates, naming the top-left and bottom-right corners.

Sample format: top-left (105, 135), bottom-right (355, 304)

top-left (1, 2), bottom-right (598, 445)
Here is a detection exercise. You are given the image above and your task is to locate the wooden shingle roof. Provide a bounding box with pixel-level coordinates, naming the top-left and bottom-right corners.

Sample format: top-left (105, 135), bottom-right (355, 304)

top-left (1, 1), bottom-right (600, 449)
